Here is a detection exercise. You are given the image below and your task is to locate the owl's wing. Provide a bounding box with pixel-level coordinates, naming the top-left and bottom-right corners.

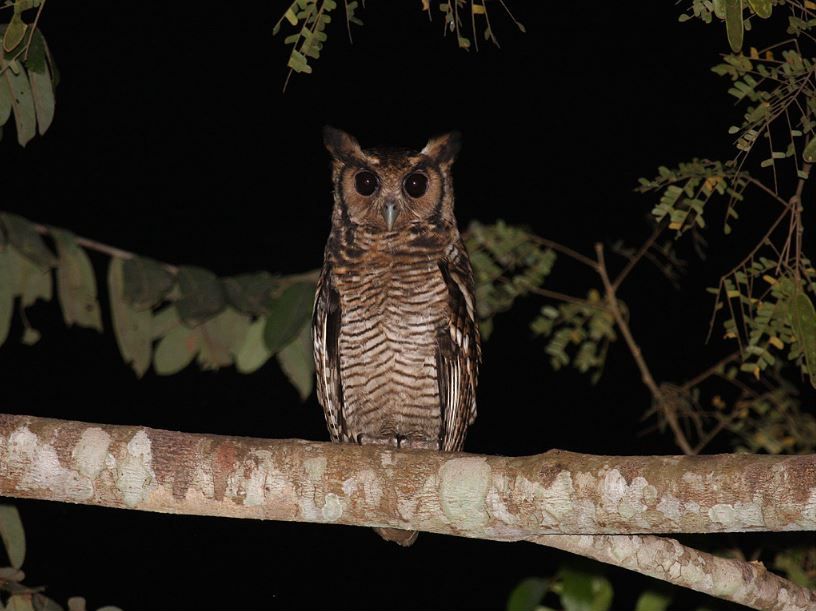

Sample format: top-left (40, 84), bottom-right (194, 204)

top-left (312, 265), bottom-right (346, 443)
top-left (437, 243), bottom-right (482, 452)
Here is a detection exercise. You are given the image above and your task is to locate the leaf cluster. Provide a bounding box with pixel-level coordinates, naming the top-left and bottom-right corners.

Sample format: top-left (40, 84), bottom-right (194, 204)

top-left (530, 291), bottom-right (616, 384)
top-left (637, 159), bottom-right (748, 235)
top-left (677, 0), bottom-right (773, 52)
top-left (0, 1), bottom-right (56, 146)
top-left (435, 0), bottom-right (525, 51)
top-left (506, 563), bottom-right (677, 611)
top-left (0, 212), bottom-right (317, 400)
top-left (464, 220), bottom-right (556, 339)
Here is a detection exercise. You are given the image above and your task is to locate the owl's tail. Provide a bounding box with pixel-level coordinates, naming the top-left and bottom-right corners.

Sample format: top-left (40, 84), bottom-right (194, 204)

top-left (373, 527), bottom-right (419, 547)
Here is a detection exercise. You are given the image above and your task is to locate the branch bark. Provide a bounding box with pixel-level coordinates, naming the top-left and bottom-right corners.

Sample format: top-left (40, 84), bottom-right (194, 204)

top-left (0, 414), bottom-right (814, 609)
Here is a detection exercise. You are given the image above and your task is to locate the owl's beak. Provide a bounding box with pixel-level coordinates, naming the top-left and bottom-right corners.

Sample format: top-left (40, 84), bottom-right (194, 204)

top-left (383, 201), bottom-right (399, 231)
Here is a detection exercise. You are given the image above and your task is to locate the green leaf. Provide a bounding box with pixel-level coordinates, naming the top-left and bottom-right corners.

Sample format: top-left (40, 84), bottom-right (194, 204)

top-left (0, 505), bottom-right (25, 569)
top-left (559, 566), bottom-right (613, 611)
top-left (236, 316), bottom-right (272, 373)
top-left (2, 13), bottom-right (27, 53)
top-left (0, 251), bottom-right (13, 348)
top-left (790, 291), bottom-right (816, 388)
top-left (28, 60), bottom-right (53, 136)
top-left (150, 304), bottom-right (180, 339)
top-left (22, 28), bottom-right (47, 74)
top-left (154, 324), bottom-right (199, 375)
top-left (0, 66), bottom-right (11, 125)
top-left (122, 256), bottom-right (175, 310)
top-left (6, 245), bottom-right (52, 308)
top-left (21, 326), bottom-right (39, 345)
top-left (506, 577), bottom-right (550, 611)
top-left (634, 590), bottom-right (672, 611)
top-left (0, 213), bottom-right (56, 269)
top-left (287, 49), bottom-right (312, 74)
top-left (32, 593), bottom-right (63, 611)
top-left (51, 229), bottom-right (102, 331)
top-left (803, 138), bottom-right (816, 163)
top-left (0, 56), bottom-right (36, 146)
top-left (197, 307), bottom-right (250, 370)
top-left (175, 265), bottom-right (226, 326)
top-left (7, 595), bottom-right (35, 611)
top-left (277, 322), bottom-right (314, 400)
top-left (222, 271), bottom-right (278, 316)
top-left (108, 258), bottom-right (152, 377)
top-left (746, 0), bottom-right (771, 18)
top-left (264, 281), bottom-right (315, 355)
top-left (725, 0), bottom-right (744, 53)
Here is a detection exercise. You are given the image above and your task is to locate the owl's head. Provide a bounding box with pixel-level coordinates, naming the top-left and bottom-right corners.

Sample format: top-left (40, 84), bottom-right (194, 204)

top-left (323, 126), bottom-right (461, 233)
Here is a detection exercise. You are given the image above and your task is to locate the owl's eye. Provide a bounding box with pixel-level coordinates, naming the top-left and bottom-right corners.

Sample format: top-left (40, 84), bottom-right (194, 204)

top-left (403, 173), bottom-right (428, 198)
top-left (354, 171), bottom-right (378, 196)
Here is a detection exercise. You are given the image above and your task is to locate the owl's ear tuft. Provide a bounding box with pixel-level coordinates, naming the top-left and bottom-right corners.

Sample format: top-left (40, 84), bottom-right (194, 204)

top-left (421, 131), bottom-right (462, 166)
top-left (323, 126), bottom-right (364, 162)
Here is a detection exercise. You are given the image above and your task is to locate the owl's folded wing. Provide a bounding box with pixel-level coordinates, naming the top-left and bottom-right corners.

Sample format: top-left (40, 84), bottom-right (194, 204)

top-left (312, 266), bottom-right (346, 443)
top-left (437, 244), bottom-right (482, 452)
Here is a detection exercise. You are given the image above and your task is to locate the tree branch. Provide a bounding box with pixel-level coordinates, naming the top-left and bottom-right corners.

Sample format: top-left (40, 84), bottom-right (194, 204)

top-left (536, 534), bottom-right (816, 611)
top-left (0, 414), bottom-right (814, 610)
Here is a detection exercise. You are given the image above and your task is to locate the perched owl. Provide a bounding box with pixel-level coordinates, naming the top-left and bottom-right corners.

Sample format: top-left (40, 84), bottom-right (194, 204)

top-left (312, 127), bottom-right (482, 546)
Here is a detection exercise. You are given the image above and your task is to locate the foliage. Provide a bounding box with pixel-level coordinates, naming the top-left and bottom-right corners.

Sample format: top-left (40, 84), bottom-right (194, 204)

top-left (0, 212), bottom-right (318, 401)
top-left (530, 291), bottom-right (616, 384)
top-left (637, 159), bottom-right (747, 235)
top-left (0, 505), bottom-right (121, 611)
top-left (506, 565), bottom-right (613, 611)
top-left (465, 220), bottom-right (556, 338)
top-left (272, 1), bottom-right (524, 87)
top-left (0, 0), bottom-right (56, 146)
top-left (625, 0), bottom-right (816, 464)
top-left (774, 546), bottom-right (816, 589)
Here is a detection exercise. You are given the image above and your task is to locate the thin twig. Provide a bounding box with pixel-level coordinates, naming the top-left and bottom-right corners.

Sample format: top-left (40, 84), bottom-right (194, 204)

top-left (528, 286), bottom-right (610, 311)
top-left (595, 243), bottom-right (695, 455)
top-left (612, 218), bottom-right (668, 291)
top-left (529, 236), bottom-right (599, 271)
top-left (681, 351), bottom-right (740, 391)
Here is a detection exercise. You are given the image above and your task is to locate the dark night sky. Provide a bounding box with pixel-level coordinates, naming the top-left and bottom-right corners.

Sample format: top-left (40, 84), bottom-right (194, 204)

top-left (0, 2), bottom-right (788, 609)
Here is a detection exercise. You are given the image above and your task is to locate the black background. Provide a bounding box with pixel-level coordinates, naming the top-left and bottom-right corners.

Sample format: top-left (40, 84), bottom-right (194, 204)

top-left (0, 2), bottom-right (802, 609)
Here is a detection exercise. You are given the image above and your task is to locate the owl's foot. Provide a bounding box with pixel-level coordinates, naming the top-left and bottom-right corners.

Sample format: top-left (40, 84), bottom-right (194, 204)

top-left (356, 434), bottom-right (399, 447)
top-left (399, 438), bottom-right (440, 450)
top-left (356, 435), bottom-right (440, 450)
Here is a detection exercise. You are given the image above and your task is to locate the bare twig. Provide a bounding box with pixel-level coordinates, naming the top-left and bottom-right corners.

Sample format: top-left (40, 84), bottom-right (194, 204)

top-left (528, 286), bottom-right (609, 311)
top-left (611, 218), bottom-right (668, 291)
top-left (595, 243), bottom-right (695, 455)
top-left (681, 351), bottom-right (740, 391)
top-left (529, 235), bottom-right (599, 271)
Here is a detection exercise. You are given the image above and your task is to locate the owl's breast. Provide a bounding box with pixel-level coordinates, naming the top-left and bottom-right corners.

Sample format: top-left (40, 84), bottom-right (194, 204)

top-left (331, 244), bottom-right (450, 444)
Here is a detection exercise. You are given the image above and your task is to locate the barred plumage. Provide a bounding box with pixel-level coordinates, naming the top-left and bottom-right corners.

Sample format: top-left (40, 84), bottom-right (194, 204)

top-left (313, 127), bottom-right (481, 546)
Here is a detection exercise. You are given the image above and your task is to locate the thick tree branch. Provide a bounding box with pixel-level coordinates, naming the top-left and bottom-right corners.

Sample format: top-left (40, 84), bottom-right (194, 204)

top-left (0, 414), bottom-right (814, 609)
top-left (537, 534), bottom-right (815, 611)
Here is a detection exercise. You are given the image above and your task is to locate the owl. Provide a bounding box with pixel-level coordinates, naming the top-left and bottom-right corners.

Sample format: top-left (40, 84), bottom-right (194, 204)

top-left (312, 127), bottom-right (482, 546)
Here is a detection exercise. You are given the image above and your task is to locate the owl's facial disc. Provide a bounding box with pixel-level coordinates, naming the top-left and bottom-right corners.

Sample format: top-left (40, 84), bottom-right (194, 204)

top-left (383, 200), bottom-right (399, 231)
